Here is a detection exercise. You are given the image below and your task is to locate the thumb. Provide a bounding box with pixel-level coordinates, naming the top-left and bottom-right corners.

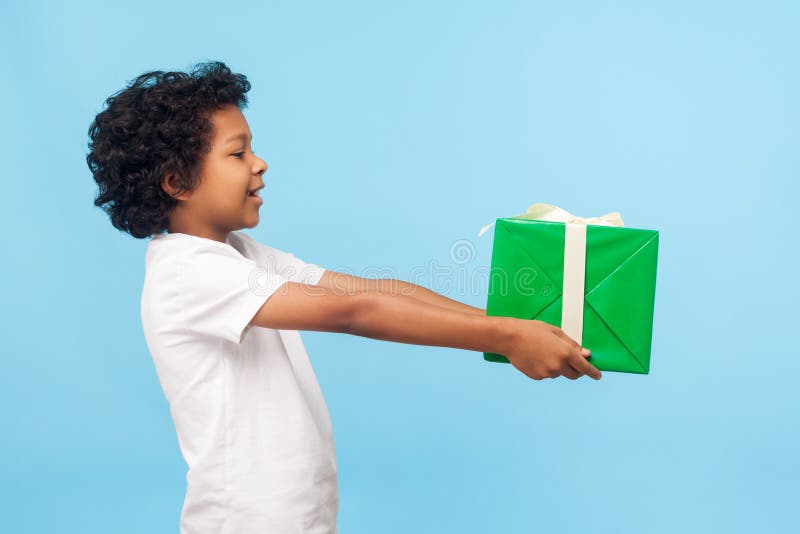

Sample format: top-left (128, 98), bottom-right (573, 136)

top-left (553, 327), bottom-right (590, 356)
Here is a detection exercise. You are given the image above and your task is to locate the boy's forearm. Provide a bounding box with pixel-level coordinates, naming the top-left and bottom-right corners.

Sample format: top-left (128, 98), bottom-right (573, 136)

top-left (354, 276), bottom-right (485, 316)
top-left (348, 289), bottom-right (515, 355)
top-left (320, 272), bottom-right (485, 317)
top-left (396, 281), bottom-right (485, 316)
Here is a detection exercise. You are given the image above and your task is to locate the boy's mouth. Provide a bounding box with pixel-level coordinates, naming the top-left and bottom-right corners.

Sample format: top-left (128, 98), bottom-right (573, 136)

top-left (247, 187), bottom-right (264, 205)
top-left (247, 185), bottom-right (264, 198)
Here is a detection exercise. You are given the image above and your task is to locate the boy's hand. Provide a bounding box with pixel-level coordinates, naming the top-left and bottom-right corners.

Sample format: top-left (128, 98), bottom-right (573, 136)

top-left (504, 319), bottom-right (601, 381)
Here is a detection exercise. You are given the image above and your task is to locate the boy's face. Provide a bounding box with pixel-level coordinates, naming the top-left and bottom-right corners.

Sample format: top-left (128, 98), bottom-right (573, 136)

top-left (163, 104), bottom-right (268, 242)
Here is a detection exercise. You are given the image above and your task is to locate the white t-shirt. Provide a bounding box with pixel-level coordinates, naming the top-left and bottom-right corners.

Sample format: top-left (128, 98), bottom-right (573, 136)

top-left (140, 230), bottom-right (338, 534)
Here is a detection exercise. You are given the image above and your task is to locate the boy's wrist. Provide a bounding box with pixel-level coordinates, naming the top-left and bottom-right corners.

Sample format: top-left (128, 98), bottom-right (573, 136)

top-left (489, 316), bottom-right (518, 357)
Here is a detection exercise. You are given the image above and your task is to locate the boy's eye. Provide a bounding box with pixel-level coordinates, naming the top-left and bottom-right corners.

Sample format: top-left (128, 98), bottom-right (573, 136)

top-left (233, 152), bottom-right (245, 158)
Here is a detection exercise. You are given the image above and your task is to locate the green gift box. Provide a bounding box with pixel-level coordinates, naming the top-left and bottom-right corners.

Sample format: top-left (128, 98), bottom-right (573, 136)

top-left (479, 203), bottom-right (659, 374)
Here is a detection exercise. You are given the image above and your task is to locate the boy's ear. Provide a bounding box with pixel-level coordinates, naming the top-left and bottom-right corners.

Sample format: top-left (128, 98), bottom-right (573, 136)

top-left (161, 173), bottom-right (191, 201)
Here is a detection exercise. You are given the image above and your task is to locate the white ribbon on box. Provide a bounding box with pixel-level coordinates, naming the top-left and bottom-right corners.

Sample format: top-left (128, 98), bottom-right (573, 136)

top-left (478, 203), bottom-right (625, 345)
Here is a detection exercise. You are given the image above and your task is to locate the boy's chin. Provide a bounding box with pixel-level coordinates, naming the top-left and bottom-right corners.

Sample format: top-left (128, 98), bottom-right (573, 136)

top-left (241, 216), bottom-right (260, 229)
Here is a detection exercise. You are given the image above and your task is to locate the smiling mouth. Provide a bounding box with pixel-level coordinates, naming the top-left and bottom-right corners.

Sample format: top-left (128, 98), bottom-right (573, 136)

top-left (247, 184), bottom-right (264, 203)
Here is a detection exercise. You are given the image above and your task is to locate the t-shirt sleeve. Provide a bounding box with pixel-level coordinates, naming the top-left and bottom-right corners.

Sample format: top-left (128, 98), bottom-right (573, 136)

top-left (235, 231), bottom-right (327, 286)
top-left (268, 248), bottom-right (326, 285)
top-left (175, 246), bottom-right (292, 344)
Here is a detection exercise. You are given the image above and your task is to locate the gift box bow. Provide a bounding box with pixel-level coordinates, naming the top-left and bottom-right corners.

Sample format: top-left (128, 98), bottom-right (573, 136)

top-left (478, 203), bottom-right (658, 374)
top-left (478, 202), bottom-right (625, 238)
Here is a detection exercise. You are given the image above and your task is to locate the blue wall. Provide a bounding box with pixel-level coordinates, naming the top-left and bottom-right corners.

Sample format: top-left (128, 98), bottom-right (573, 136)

top-left (1, 1), bottom-right (797, 532)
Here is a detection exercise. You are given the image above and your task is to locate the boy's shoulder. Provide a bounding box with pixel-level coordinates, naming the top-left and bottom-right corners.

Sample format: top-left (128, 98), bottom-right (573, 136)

top-left (146, 230), bottom-right (258, 261)
top-left (229, 231), bottom-right (307, 266)
top-left (144, 230), bottom-right (321, 284)
top-left (228, 230), bottom-right (285, 262)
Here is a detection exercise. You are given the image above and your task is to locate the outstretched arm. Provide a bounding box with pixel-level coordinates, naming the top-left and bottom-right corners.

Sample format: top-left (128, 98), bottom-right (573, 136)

top-left (250, 279), bottom-right (508, 353)
top-left (248, 278), bottom-right (600, 381)
top-left (316, 270), bottom-right (485, 317)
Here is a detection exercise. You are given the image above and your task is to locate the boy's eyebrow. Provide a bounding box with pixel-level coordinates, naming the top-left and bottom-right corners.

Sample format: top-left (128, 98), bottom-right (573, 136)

top-left (224, 132), bottom-right (252, 144)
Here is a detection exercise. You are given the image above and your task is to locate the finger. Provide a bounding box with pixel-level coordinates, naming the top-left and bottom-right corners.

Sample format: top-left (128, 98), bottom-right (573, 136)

top-left (561, 365), bottom-right (580, 380)
top-left (570, 355), bottom-right (602, 380)
top-left (553, 330), bottom-right (593, 359)
top-left (552, 328), bottom-right (584, 353)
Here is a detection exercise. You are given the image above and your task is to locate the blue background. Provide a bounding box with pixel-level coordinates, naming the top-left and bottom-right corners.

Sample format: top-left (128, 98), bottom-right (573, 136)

top-left (2, 1), bottom-right (797, 532)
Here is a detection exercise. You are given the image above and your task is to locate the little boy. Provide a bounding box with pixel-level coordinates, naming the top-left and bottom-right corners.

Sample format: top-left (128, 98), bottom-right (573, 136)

top-left (87, 60), bottom-right (600, 534)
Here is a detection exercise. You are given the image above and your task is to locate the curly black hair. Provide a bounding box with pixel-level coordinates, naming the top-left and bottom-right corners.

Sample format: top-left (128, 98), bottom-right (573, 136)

top-left (87, 60), bottom-right (251, 239)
